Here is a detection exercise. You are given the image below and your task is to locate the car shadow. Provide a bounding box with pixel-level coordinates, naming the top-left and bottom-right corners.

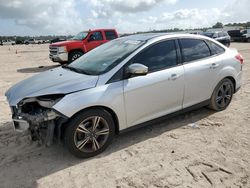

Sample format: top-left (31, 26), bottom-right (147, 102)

top-left (17, 65), bottom-right (60, 73)
top-left (0, 107), bottom-right (214, 187)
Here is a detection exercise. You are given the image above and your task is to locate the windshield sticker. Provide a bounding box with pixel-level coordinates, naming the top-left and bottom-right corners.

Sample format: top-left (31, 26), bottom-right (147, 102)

top-left (124, 40), bottom-right (142, 45)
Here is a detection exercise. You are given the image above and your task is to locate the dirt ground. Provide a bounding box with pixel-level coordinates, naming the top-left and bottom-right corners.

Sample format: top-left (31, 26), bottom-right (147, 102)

top-left (0, 43), bottom-right (249, 188)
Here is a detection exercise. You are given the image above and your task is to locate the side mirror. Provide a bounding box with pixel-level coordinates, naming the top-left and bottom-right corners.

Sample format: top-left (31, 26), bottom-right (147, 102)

top-left (127, 63), bottom-right (148, 76)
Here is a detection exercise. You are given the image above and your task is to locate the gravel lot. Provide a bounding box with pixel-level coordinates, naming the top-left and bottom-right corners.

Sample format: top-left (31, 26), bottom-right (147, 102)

top-left (0, 43), bottom-right (249, 188)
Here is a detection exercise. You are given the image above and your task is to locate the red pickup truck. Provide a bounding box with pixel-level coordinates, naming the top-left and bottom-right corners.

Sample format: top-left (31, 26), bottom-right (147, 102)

top-left (49, 29), bottom-right (118, 64)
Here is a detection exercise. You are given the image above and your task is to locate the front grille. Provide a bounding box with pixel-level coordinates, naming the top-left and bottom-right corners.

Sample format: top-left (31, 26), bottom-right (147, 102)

top-left (49, 46), bottom-right (58, 55)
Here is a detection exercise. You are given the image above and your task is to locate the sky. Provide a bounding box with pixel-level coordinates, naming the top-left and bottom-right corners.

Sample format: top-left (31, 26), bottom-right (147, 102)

top-left (0, 0), bottom-right (249, 36)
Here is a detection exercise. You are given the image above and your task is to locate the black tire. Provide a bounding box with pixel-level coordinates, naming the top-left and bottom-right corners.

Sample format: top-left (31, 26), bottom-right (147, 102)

top-left (64, 108), bottom-right (115, 158)
top-left (68, 51), bottom-right (84, 63)
top-left (209, 78), bottom-right (234, 111)
top-left (247, 38), bottom-right (250, 43)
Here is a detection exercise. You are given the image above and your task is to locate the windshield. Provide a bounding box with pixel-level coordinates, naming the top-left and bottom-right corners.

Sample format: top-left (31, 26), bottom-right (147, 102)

top-left (202, 32), bottom-right (214, 38)
top-left (68, 38), bottom-right (145, 75)
top-left (72, 31), bottom-right (88, 40)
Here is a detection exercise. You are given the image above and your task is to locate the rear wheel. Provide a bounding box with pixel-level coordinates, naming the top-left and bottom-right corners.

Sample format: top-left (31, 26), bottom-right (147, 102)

top-left (68, 51), bottom-right (84, 63)
top-left (64, 109), bottom-right (115, 158)
top-left (209, 78), bottom-right (234, 111)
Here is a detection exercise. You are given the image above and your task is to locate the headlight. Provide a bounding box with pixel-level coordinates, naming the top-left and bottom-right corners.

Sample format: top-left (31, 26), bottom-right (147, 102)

top-left (58, 46), bottom-right (67, 53)
top-left (19, 94), bottom-right (65, 109)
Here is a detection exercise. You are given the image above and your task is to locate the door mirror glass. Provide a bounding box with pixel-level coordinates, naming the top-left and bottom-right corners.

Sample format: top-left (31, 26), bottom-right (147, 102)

top-left (127, 63), bottom-right (148, 76)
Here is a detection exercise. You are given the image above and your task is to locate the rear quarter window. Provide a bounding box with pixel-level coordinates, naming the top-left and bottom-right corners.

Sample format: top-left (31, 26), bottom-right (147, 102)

top-left (105, 31), bottom-right (117, 40)
top-left (180, 39), bottom-right (211, 63)
top-left (206, 40), bottom-right (225, 55)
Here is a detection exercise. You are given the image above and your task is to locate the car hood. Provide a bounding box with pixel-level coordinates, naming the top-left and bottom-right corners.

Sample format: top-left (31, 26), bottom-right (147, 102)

top-left (5, 67), bottom-right (99, 106)
top-left (50, 40), bottom-right (82, 47)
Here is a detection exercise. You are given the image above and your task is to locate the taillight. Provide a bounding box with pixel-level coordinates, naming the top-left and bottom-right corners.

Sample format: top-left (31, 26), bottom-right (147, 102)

top-left (235, 54), bottom-right (244, 64)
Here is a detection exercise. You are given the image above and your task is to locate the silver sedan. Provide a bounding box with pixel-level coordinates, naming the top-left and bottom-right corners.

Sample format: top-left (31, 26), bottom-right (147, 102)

top-left (5, 33), bottom-right (243, 158)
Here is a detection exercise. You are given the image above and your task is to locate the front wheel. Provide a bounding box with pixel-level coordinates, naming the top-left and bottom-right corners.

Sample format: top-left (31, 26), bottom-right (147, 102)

top-left (209, 78), bottom-right (234, 111)
top-left (68, 51), bottom-right (84, 63)
top-left (64, 109), bottom-right (115, 158)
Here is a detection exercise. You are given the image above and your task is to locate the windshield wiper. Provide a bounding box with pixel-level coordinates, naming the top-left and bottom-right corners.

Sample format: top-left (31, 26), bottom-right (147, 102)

top-left (62, 65), bottom-right (91, 75)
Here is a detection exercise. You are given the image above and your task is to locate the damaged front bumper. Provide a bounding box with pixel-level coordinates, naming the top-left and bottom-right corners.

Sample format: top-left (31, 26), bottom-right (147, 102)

top-left (10, 95), bottom-right (68, 146)
top-left (12, 109), bottom-right (57, 131)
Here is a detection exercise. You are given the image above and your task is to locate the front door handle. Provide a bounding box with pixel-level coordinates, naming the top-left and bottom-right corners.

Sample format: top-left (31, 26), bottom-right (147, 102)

top-left (169, 74), bottom-right (180, 80)
top-left (210, 63), bottom-right (219, 69)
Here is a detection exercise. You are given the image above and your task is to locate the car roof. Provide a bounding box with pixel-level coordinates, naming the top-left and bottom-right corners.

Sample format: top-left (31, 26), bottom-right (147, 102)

top-left (89, 29), bottom-right (116, 32)
top-left (122, 33), bottom-right (169, 41)
top-left (121, 33), bottom-right (210, 42)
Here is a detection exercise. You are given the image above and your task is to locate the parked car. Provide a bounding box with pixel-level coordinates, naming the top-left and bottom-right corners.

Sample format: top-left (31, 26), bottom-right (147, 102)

top-left (189, 31), bottom-right (202, 35)
top-left (49, 29), bottom-right (118, 64)
top-left (5, 33), bottom-right (243, 158)
top-left (241, 29), bottom-right (250, 42)
top-left (24, 38), bottom-right (44, 45)
top-left (202, 31), bottom-right (231, 47)
top-left (227, 29), bottom-right (250, 42)
top-left (228, 30), bottom-right (244, 42)
top-left (15, 39), bottom-right (24, 45)
top-left (0, 39), bottom-right (15, 45)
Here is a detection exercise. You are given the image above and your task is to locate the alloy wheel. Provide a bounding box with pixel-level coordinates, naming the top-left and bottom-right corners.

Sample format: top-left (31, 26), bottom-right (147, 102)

top-left (215, 81), bottom-right (233, 108)
top-left (74, 116), bottom-right (110, 153)
top-left (71, 53), bottom-right (81, 61)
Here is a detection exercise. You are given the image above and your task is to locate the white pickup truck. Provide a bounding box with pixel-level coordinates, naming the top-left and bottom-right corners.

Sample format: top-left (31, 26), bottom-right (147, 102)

top-left (24, 39), bottom-right (44, 45)
top-left (0, 40), bottom-right (16, 45)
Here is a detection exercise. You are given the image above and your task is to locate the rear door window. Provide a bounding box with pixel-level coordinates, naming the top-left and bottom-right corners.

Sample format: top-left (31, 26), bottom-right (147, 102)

top-left (105, 31), bottom-right (117, 40)
top-left (180, 39), bottom-right (211, 63)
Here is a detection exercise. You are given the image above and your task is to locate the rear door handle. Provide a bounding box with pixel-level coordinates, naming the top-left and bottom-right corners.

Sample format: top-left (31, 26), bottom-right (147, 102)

top-left (210, 63), bottom-right (219, 69)
top-left (169, 74), bottom-right (180, 80)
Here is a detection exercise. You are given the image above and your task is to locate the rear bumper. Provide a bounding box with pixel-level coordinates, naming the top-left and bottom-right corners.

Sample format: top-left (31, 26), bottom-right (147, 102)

top-left (49, 52), bottom-right (68, 62)
top-left (235, 71), bottom-right (242, 93)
